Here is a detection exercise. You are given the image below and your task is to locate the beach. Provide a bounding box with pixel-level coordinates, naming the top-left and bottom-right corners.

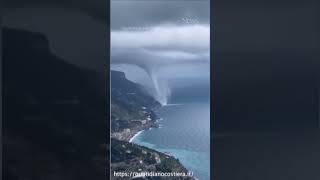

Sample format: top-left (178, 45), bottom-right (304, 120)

top-left (129, 130), bottom-right (144, 143)
top-left (111, 119), bottom-right (158, 142)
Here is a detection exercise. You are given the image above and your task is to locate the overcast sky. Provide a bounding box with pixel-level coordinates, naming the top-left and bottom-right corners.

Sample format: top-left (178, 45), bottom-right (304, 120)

top-left (111, 1), bottom-right (209, 30)
top-left (111, 0), bottom-right (210, 87)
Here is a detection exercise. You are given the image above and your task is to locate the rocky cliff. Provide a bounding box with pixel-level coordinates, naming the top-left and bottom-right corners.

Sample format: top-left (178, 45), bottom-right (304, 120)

top-left (3, 27), bottom-right (107, 180)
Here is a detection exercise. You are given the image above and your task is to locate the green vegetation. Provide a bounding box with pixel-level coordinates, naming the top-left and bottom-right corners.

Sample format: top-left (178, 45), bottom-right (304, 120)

top-left (111, 139), bottom-right (193, 180)
top-left (110, 71), bottom-right (194, 180)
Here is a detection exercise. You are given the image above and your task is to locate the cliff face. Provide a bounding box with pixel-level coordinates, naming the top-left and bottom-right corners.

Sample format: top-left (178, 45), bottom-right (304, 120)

top-left (111, 70), bottom-right (160, 140)
top-left (3, 27), bottom-right (108, 180)
top-left (110, 71), bottom-right (194, 179)
top-left (111, 70), bottom-right (161, 111)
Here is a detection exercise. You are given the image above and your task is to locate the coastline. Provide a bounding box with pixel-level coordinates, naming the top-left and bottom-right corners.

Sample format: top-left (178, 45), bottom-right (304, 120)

top-left (129, 130), bottom-right (144, 143)
top-left (128, 104), bottom-right (209, 180)
top-left (111, 105), bottom-right (197, 180)
top-left (111, 118), bottom-right (159, 142)
top-left (127, 118), bottom-right (198, 180)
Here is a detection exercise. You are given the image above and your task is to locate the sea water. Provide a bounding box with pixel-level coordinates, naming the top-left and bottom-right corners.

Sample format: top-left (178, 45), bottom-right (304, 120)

top-left (132, 103), bottom-right (210, 180)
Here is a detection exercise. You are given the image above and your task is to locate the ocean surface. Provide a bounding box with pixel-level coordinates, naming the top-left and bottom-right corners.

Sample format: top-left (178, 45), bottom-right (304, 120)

top-left (132, 102), bottom-right (210, 180)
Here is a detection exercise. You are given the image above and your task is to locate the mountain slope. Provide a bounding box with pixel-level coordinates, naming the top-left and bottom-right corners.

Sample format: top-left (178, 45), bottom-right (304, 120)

top-left (110, 71), bottom-right (194, 180)
top-left (3, 27), bottom-right (107, 180)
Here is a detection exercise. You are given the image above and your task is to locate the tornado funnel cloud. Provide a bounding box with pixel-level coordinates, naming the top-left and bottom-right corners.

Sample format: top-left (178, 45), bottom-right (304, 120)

top-left (110, 50), bottom-right (208, 106)
top-left (111, 25), bottom-right (210, 106)
top-left (146, 68), bottom-right (171, 106)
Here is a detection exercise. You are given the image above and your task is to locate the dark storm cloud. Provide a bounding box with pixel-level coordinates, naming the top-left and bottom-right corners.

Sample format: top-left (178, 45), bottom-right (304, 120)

top-left (110, 1), bottom-right (210, 80)
top-left (110, 24), bottom-right (210, 79)
top-left (2, 0), bottom-right (110, 73)
top-left (2, 0), bottom-right (210, 73)
top-left (111, 1), bottom-right (210, 30)
top-left (110, 1), bottom-right (210, 105)
top-left (213, 0), bottom-right (320, 132)
top-left (3, 0), bottom-right (107, 22)
top-left (3, 7), bottom-right (107, 72)
top-left (111, 24), bottom-right (209, 52)
top-left (4, 0), bottom-right (209, 26)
